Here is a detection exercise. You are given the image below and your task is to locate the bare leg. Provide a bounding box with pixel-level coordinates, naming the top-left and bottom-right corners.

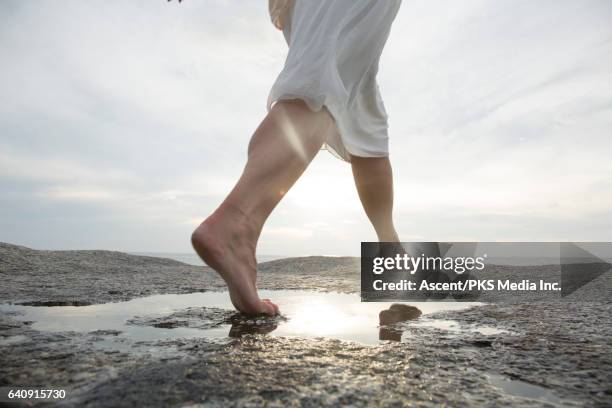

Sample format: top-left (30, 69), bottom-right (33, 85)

top-left (191, 100), bottom-right (334, 315)
top-left (350, 155), bottom-right (400, 242)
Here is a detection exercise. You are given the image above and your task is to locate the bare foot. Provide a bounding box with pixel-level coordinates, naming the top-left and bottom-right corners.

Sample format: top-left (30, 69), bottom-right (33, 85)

top-left (191, 206), bottom-right (279, 316)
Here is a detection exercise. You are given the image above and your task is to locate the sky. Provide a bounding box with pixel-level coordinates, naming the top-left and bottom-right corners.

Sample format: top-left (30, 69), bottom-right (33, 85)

top-left (1, 0), bottom-right (611, 257)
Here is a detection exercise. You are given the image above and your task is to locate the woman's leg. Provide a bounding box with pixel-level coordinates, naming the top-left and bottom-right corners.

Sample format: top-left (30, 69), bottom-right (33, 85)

top-left (350, 155), bottom-right (400, 242)
top-left (191, 100), bottom-right (334, 315)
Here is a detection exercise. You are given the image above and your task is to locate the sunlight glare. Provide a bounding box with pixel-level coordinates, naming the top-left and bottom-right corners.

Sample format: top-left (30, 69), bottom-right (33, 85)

top-left (281, 297), bottom-right (371, 337)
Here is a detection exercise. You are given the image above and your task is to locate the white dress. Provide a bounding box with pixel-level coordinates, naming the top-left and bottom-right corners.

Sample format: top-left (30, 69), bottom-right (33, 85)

top-left (267, 0), bottom-right (402, 162)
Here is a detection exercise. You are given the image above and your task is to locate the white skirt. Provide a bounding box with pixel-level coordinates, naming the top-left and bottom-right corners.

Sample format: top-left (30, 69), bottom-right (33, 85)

top-left (267, 0), bottom-right (402, 162)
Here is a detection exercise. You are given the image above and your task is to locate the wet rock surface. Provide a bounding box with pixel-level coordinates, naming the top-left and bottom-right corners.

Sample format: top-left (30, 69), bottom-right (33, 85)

top-left (429, 301), bottom-right (612, 403)
top-left (1, 243), bottom-right (610, 407)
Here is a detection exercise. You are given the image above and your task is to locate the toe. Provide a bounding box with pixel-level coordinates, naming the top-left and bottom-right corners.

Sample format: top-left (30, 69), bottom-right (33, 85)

top-left (260, 300), bottom-right (277, 316)
top-left (263, 299), bottom-right (279, 315)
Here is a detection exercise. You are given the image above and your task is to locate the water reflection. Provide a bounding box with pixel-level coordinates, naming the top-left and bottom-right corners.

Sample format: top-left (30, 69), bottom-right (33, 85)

top-left (378, 327), bottom-right (402, 342)
top-left (224, 302), bottom-right (424, 343)
top-left (229, 321), bottom-right (278, 337)
top-left (1, 290), bottom-right (488, 345)
top-left (224, 311), bottom-right (407, 342)
top-left (227, 314), bottom-right (280, 338)
top-left (377, 304), bottom-right (422, 342)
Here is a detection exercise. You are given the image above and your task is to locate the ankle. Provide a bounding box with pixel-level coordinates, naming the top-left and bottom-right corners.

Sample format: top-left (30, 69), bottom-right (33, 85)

top-left (212, 202), bottom-right (262, 241)
top-left (376, 227), bottom-right (399, 242)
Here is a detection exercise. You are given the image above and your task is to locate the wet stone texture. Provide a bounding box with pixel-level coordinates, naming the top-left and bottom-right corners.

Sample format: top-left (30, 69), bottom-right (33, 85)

top-left (1, 243), bottom-right (611, 407)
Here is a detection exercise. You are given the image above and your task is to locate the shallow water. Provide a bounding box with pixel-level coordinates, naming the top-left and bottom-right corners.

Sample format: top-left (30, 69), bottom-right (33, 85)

top-left (0, 290), bottom-right (499, 346)
top-left (488, 374), bottom-right (564, 404)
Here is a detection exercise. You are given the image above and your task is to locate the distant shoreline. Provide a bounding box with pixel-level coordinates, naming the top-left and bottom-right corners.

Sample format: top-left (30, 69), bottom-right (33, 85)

top-left (129, 252), bottom-right (288, 266)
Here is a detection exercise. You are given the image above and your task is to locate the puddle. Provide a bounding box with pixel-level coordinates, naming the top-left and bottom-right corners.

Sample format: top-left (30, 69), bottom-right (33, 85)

top-left (411, 319), bottom-right (508, 336)
top-left (488, 374), bottom-right (564, 405)
top-left (0, 290), bottom-right (497, 346)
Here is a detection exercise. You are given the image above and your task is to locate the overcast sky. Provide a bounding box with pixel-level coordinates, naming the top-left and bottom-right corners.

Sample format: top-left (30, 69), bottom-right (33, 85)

top-left (1, 0), bottom-right (611, 256)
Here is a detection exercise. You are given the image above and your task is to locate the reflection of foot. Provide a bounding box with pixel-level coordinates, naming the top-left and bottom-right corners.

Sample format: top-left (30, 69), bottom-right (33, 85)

top-left (229, 322), bottom-right (278, 338)
top-left (379, 327), bottom-right (402, 342)
top-left (378, 304), bottom-right (421, 342)
top-left (227, 313), bottom-right (279, 338)
top-left (191, 206), bottom-right (279, 315)
top-left (379, 304), bottom-right (421, 325)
